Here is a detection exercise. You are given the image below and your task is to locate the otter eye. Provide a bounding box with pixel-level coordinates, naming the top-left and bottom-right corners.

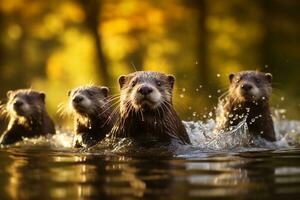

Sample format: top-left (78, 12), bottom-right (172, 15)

top-left (156, 80), bottom-right (161, 87)
top-left (254, 78), bottom-right (260, 84)
top-left (131, 80), bottom-right (137, 87)
top-left (87, 90), bottom-right (95, 96)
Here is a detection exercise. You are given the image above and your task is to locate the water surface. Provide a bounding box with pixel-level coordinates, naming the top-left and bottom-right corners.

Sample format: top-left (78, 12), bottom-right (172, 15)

top-left (0, 119), bottom-right (300, 200)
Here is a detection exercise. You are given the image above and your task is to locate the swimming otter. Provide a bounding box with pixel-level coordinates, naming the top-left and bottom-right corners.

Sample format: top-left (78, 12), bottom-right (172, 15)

top-left (216, 71), bottom-right (276, 141)
top-left (110, 71), bottom-right (191, 145)
top-left (68, 86), bottom-right (114, 148)
top-left (0, 89), bottom-right (55, 145)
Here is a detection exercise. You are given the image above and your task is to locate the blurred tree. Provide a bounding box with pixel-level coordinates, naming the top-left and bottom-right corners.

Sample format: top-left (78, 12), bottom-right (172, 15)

top-left (0, 0), bottom-right (299, 121)
top-left (188, 0), bottom-right (209, 88)
top-left (78, 0), bottom-right (109, 85)
top-left (261, 0), bottom-right (272, 69)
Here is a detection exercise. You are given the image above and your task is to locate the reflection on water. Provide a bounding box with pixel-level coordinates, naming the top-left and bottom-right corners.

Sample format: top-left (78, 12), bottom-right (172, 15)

top-left (0, 119), bottom-right (300, 199)
top-left (1, 147), bottom-right (300, 199)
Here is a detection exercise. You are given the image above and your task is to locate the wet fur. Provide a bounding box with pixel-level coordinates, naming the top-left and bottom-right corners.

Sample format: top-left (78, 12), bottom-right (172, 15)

top-left (0, 89), bottom-right (55, 145)
top-left (110, 71), bottom-right (191, 145)
top-left (216, 71), bottom-right (276, 141)
top-left (69, 86), bottom-right (115, 148)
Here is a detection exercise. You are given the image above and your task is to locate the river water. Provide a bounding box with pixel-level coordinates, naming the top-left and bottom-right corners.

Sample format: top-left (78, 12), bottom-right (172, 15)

top-left (0, 119), bottom-right (300, 200)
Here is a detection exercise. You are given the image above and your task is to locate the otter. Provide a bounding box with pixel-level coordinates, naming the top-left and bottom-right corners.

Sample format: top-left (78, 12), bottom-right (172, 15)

top-left (0, 89), bottom-right (55, 145)
top-left (216, 71), bottom-right (276, 141)
top-left (109, 71), bottom-right (191, 145)
top-left (68, 86), bottom-right (115, 148)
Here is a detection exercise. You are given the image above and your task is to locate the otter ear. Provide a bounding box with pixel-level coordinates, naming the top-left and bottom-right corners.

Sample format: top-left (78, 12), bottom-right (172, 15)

top-left (265, 73), bottom-right (273, 83)
top-left (101, 87), bottom-right (109, 97)
top-left (118, 75), bottom-right (126, 88)
top-left (167, 75), bottom-right (175, 88)
top-left (229, 73), bottom-right (235, 83)
top-left (39, 92), bottom-right (46, 103)
top-left (6, 90), bottom-right (13, 98)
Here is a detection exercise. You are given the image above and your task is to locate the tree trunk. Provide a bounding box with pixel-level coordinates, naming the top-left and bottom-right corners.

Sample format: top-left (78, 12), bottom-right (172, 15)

top-left (79, 0), bottom-right (109, 85)
top-left (198, 0), bottom-right (208, 86)
top-left (188, 0), bottom-right (208, 87)
top-left (261, 0), bottom-right (272, 71)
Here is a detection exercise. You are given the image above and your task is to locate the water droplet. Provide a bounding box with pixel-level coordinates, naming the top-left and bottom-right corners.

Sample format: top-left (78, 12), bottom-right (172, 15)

top-left (195, 61), bottom-right (198, 65)
top-left (195, 88), bottom-right (199, 92)
top-left (188, 106), bottom-right (192, 110)
top-left (208, 112), bottom-right (213, 117)
top-left (192, 112), bottom-right (197, 117)
top-left (265, 65), bottom-right (268, 68)
top-left (216, 74), bottom-right (221, 77)
top-left (262, 96), bottom-right (266, 100)
top-left (217, 89), bottom-right (221, 93)
top-left (281, 97), bottom-right (285, 101)
top-left (260, 131), bottom-right (264, 134)
top-left (251, 118), bottom-right (255, 123)
top-left (203, 115), bottom-right (207, 118)
top-left (208, 95), bottom-right (212, 98)
top-left (199, 85), bottom-right (202, 88)
top-left (180, 94), bottom-right (184, 98)
top-left (182, 88), bottom-right (186, 92)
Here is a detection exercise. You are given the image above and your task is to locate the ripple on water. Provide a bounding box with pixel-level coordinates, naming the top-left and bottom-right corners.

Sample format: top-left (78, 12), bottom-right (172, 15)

top-left (1, 118), bottom-right (300, 156)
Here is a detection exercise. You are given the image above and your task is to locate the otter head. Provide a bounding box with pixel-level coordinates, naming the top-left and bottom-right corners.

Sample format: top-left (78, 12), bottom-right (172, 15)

top-left (118, 71), bottom-right (175, 113)
top-left (229, 71), bottom-right (272, 103)
top-left (6, 89), bottom-right (46, 118)
top-left (68, 86), bottom-right (109, 117)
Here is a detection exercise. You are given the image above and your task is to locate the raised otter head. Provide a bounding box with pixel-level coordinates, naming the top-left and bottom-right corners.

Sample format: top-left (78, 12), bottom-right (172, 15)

top-left (68, 86), bottom-right (109, 117)
top-left (118, 71), bottom-right (175, 113)
top-left (112, 71), bottom-right (190, 144)
top-left (228, 71), bottom-right (273, 103)
top-left (6, 89), bottom-right (46, 119)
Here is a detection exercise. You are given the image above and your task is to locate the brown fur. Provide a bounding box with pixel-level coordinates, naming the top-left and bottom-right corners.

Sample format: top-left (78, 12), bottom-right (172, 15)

top-left (109, 71), bottom-right (190, 145)
top-left (0, 89), bottom-right (55, 145)
top-left (216, 71), bottom-right (276, 141)
top-left (68, 86), bottom-right (115, 148)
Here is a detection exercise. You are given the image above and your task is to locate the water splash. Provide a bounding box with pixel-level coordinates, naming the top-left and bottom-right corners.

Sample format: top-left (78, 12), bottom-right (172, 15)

top-left (1, 129), bottom-right (75, 149)
top-left (1, 111), bottom-right (300, 153)
top-left (184, 119), bottom-right (251, 150)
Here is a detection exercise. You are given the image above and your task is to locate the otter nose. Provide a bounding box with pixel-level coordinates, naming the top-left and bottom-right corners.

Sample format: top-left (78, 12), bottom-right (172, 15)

top-left (138, 86), bottom-right (153, 96)
top-left (73, 96), bottom-right (84, 103)
top-left (241, 84), bottom-right (253, 91)
top-left (14, 100), bottom-right (23, 108)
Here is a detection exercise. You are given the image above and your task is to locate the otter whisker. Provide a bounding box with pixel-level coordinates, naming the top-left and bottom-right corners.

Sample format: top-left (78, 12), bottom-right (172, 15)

top-left (98, 99), bottom-right (120, 118)
top-left (139, 109), bottom-right (144, 122)
top-left (57, 102), bottom-right (72, 118)
top-left (103, 104), bottom-right (120, 127)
